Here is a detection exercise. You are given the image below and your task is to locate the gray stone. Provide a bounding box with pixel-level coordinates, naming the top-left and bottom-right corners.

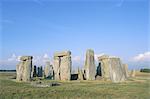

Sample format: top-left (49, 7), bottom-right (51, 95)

top-left (130, 69), bottom-right (135, 77)
top-left (84, 49), bottom-right (96, 80)
top-left (98, 55), bottom-right (110, 80)
top-left (98, 55), bottom-right (127, 83)
top-left (37, 66), bottom-right (43, 77)
top-left (31, 65), bottom-right (37, 77)
top-left (54, 51), bottom-right (71, 57)
top-left (53, 51), bottom-right (72, 80)
top-left (16, 56), bottom-right (33, 82)
top-left (123, 64), bottom-right (129, 78)
top-left (44, 61), bottom-right (54, 79)
top-left (78, 68), bottom-right (84, 80)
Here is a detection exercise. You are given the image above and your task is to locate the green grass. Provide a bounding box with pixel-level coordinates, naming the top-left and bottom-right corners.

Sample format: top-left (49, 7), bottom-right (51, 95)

top-left (0, 72), bottom-right (150, 99)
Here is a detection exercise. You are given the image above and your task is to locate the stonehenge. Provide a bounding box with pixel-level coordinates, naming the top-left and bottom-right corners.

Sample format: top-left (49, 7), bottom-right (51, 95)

top-left (53, 51), bottom-right (72, 80)
top-left (78, 68), bottom-right (84, 80)
top-left (16, 50), bottom-right (129, 83)
top-left (37, 66), bottom-right (43, 77)
top-left (123, 64), bottom-right (129, 78)
top-left (84, 49), bottom-right (96, 80)
top-left (44, 61), bottom-right (54, 79)
top-left (31, 65), bottom-right (37, 77)
top-left (97, 55), bottom-right (127, 82)
top-left (16, 56), bottom-right (33, 82)
top-left (130, 69), bottom-right (135, 77)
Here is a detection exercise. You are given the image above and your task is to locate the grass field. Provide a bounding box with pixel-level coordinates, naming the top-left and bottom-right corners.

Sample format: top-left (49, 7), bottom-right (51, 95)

top-left (0, 72), bottom-right (150, 99)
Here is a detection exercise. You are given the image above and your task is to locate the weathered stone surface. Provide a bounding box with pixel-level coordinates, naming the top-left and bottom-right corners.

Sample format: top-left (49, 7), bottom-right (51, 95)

top-left (123, 64), bottom-right (129, 78)
top-left (37, 66), bottom-right (43, 77)
top-left (98, 56), bottom-right (110, 80)
top-left (53, 51), bottom-right (72, 80)
top-left (54, 51), bottom-right (71, 57)
top-left (78, 68), bottom-right (84, 80)
top-left (53, 57), bottom-right (60, 80)
top-left (16, 56), bottom-right (33, 82)
top-left (130, 69), bottom-right (135, 77)
top-left (84, 49), bottom-right (96, 80)
top-left (96, 62), bottom-right (102, 76)
top-left (44, 61), bottom-right (54, 79)
top-left (98, 55), bottom-right (127, 83)
top-left (31, 65), bottom-right (37, 77)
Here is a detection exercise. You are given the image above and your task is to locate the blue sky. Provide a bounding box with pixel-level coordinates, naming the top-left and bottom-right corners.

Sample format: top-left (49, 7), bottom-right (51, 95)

top-left (0, 0), bottom-right (149, 70)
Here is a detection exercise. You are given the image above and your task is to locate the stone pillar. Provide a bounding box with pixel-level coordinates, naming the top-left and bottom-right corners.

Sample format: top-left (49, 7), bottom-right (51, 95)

top-left (44, 61), bottom-right (54, 79)
top-left (16, 56), bottom-right (33, 82)
top-left (78, 68), bottom-right (84, 80)
top-left (37, 66), bottom-right (43, 77)
top-left (53, 57), bottom-right (60, 80)
top-left (16, 63), bottom-right (23, 81)
top-left (130, 69), bottom-right (135, 77)
top-left (109, 57), bottom-right (126, 82)
top-left (98, 55), bottom-right (110, 80)
top-left (84, 49), bottom-right (96, 80)
top-left (31, 65), bottom-right (37, 78)
top-left (98, 55), bottom-right (127, 83)
top-left (123, 64), bottom-right (129, 78)
top-left (53, 51), bottom-right (72, 80)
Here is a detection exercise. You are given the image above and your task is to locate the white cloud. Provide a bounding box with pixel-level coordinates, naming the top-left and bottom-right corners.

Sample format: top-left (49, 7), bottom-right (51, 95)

top-left (43, 53), bottom-right (51, 63)
top-left (72, 56), bottom-right (81, 62)
top-left (0, 53), bottom-right (53, 69)
top-left (8, 54), bottom-right (20, 62)
top-left (72, 55), bottom-right (84, 70)
top-left (43, 53), bottom-right (49, 59)
top-left (32, 54), bottom-right (51, 66)
top-left (128, 51), bottom-right (150, 70)
top-left (132, 52), bottom-right (150, 62)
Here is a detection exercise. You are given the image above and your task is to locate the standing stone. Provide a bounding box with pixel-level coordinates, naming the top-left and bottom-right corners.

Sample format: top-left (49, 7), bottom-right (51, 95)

top-left (84, 49), bottom-right (96, 80)
top-left (53, 51), bottom-right (72, 80)
top-left (98, 55), bottom-right (110, 80)
top-left (31, 65), bottom-right (37, 77)
top-left (44, 61), bottom-right (54, 79)
top-left (130, 69), bottom-right (135, 77)
top-left (33, 65), bottom-right (37, 77)
top-left (78, 67), bottom-right (84, 80)
top-left (37, 66), bottom-right (43, 77)
top-left (98, 55), bottom-right (127, 83)
top-left (123, 64), bottom-right (129, 78)
top-left (16, 56), bottom-right (33, 82)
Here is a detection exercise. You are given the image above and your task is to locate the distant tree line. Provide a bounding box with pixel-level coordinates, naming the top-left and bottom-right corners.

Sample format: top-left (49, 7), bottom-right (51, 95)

top-left (140, 68), bottom-right (150, 73)
top-left (0, 70), bottom-right (16, 72)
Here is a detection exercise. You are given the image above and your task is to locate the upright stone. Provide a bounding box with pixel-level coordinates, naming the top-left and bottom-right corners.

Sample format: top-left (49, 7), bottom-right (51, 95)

top-left (84, 49), bottom-right (96, 80)
top-left (31, 65), bottom-right (37, 77)
top-left (16, 56), bottom-right (33, 82)
top-left (44, 61), bottom-right (54, 79)
top-left (98, 55), bottom-right (110, 80)
top-left (37, 66), bottom-right (43, 77)
top-left (130, 69), bottom-right (135, 77)
top-left (123, 64), bottom-right (129, 78)
top-left (98, 55), bottom-right (127, 83)
top-left (78, 67), bottom-right (84, 80)
top-left (53, 51), bottom-right (72, 80)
